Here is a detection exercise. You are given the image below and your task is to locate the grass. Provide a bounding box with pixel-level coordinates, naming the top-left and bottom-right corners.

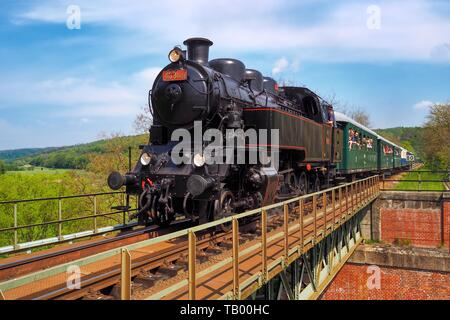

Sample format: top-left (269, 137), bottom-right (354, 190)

top-left (394, 165), bottom-right (448, 191)
top-left (5, 167), bottom-right (80, 175)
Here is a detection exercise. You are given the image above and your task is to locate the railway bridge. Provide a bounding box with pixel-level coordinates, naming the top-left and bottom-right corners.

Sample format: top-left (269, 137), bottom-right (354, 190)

top-left (0, 175), bottom-right (381, 300)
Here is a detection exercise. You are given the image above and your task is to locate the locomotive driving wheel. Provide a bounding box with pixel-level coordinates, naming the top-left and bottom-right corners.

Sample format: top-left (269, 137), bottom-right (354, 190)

top-left (298, 172), bottom-right (308, 195)
top-left (310, 173), bottom-right (321, 193)
top-left (214, 190), bottom-right (235, 232)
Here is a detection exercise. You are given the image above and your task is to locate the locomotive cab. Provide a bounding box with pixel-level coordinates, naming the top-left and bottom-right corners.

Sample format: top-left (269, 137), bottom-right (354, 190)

top-left (281, 87), bottom-right (327, 123)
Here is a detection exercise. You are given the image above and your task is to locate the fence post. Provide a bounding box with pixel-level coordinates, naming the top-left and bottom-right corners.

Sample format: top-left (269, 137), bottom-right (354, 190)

top-left (123, 193), bottom-right (127, 225)
top-left (370, 177), bottom-right (373, 197)
top-left (351, 183), bottom-right (355, 215)
top-left (13, 204), bottom-right (18, 249)
top-left (332, 189), bottom-right (336, 231)
top-left (261, 210), bottom-right (267, 282)
top-left (364, 180), bottom-right (367, 202)
top-left (298, 199), bottom-right (304, 254)
top-left (418, 172), bottom-right (422, 191)
top-left (283, 203), bottom-right (289, 263)
top-left (339, 187), bottom-right (343, 224)
top-left (121, 248), bottom-right (131, 300)
top-left (188, 230), bottom-right (196, 300)
top-left (93, 196), bottom-right (98, 233)
top-left (232, 218), bottom-right (240, 299)
top-left (355, 181), bottom-right (359, 206)
top-left (322, 192), bottom-right (327, 237)
top-left (313, 195), bottom-right (317, 244)
top-left (358, 181), bottom-right (361, 205)
top-left (58, 199), bottom-right (63, 241)
top-left (345, 185), bottom-right (349, 216)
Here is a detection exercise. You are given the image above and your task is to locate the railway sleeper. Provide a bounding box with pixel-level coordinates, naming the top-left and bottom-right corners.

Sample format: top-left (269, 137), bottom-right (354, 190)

top-left (82, 291), bottom-right (115, 300)
top-left (110, 281), bottom-right (144, 299)
top-left (156, 263), bottom-right (185, 277)
top-left (134, 271), bottom-right (166, 288)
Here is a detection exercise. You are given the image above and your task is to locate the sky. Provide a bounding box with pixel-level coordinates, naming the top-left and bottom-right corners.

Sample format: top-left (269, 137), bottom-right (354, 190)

top-left (0, 0), bottom-right (449, 150)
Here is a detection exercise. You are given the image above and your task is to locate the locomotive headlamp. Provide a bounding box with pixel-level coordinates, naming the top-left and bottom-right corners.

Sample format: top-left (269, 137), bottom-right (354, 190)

top-left (193, 153), bottom-right (206, 167)
top-left (140, 152), bottom-right (152, 166)
top-left (168, 48), bottom-right (184, 63)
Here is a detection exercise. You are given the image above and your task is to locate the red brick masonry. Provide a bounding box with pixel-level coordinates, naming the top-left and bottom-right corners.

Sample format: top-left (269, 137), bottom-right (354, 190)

top-left (445, 200), bottom-right (450, 247)
top-left (381, 208), bottom-right (442, 247)
top-left (380, 202), bottom-right (450, 248)
top-left (321, 264), bottom-right (450, 300)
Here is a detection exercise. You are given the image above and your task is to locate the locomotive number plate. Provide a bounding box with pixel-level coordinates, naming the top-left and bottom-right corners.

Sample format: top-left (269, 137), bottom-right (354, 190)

top-left (162, 69), bottom-right (188, 81)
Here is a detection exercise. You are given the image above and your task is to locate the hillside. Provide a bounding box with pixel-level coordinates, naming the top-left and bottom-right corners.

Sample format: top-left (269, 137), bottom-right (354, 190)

top-left (0, 147), bottom-right (60, 161)
top-left (4, 134), bottom-right (148, 170)
top-left (374, 126), bottom-right (424, 156)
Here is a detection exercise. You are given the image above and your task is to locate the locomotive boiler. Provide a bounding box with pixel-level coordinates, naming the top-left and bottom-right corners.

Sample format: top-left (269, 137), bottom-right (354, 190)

top-left (107, 38), bottom-right (342, 228)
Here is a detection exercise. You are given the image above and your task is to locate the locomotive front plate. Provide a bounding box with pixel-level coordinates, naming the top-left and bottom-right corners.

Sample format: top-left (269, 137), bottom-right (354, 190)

top-left (162, 69), bottom-right (188, 81)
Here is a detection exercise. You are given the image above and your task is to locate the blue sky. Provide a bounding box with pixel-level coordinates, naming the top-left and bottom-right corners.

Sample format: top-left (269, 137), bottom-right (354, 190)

top-left (0, 0), bottom-right (449, 150)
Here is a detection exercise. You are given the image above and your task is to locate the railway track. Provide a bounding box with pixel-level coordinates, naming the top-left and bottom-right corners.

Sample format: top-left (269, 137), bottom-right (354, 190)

top-left (0, 217), bottom-right (193, 282)
top-left (0, 193), bottom-right (337, 300)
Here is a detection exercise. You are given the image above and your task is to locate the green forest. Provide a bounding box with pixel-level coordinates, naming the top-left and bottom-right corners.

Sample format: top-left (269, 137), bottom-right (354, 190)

top-left (0, 134), bottom-right (147, 171)
top-left (374, 127), bottom-right (423, 156)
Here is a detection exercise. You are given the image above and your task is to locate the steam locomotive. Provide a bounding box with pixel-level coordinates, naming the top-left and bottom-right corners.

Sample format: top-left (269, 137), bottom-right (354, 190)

top-left (107, 37), bottom-right (394, 228)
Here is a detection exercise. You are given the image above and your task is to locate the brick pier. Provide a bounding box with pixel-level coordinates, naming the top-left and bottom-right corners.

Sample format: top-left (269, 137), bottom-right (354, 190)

top-left (321, 191), bottom-right (450, 300)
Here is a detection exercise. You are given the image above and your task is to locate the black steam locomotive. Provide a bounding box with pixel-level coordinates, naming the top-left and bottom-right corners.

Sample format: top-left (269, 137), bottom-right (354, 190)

top-left (107, 38), bottom-right (342, 228)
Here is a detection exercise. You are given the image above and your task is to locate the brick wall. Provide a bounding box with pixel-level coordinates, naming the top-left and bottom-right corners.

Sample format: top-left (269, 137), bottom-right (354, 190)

top-left (444, 197), bottom-right (450, 248)
top-left (371, 192), bottom-right (450, 248)
top-left (380, 208), bottom-right (442, 247)
top-left (321, 263), bottom-right (450, 300)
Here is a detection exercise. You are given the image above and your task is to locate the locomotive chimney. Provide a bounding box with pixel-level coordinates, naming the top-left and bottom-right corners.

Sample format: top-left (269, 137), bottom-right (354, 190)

top-left (183, 37), bottom-right (213, 65)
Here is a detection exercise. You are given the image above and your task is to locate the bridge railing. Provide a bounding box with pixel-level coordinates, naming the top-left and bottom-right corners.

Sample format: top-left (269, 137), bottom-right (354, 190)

top-left (122, 175), bottom-right (380, 300)
top-left (380, 170), bottom-right (450, 192)
top-left (0, 191), bottom-right (138, 254)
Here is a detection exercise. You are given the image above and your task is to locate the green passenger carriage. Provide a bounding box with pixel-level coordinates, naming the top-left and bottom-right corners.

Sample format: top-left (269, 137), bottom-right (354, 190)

top-left (335, 112), bottom-right (406, 177)
top-left (335, 112), bottom-right (379, 174)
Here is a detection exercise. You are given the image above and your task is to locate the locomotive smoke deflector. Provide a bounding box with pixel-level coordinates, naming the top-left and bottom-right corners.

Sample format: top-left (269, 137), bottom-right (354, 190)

top-left (183, 37), bottom-right (213, 65)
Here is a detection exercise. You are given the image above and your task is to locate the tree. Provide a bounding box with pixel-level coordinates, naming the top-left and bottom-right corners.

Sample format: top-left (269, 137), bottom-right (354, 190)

top-left (133, 105), bottom-right (153, 134)
top-left (422, 103), bottom-right (450, 169)
top-left (326, 94), bottom-right (371, 127)
top-left (0, 160), bottom-right (5, 174)
top-left (350, 108), bottom-right (371, 127)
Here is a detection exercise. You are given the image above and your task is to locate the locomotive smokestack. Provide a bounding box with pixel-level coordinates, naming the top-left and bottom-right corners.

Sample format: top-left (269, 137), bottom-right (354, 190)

top-left (183, 37), bottom-right (213, 65)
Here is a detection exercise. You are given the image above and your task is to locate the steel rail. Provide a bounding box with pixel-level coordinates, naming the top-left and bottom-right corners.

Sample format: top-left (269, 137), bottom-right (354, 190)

top-left (18, 230), bottom-right (232, 300)
top-left (0, 218), bottom-right (193, 281)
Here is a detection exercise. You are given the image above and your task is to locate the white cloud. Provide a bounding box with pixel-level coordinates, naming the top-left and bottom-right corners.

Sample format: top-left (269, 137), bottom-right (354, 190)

top-left (15, 0), bottom-right (450, 62)
top-left (272, 57), bottom-right (301, 76)
top-left (413, 100), bottom-right (434, 109)
top-left (0, 66), bottom-right (162, 119)
top-left (133, 67), bottom-right (162, 88)
top-left (272, 57), bottom-right (289, 75)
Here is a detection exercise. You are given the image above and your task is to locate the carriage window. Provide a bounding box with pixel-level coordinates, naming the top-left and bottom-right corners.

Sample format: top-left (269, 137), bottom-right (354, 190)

top-left (349, 128), bottom-right (361, 150)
